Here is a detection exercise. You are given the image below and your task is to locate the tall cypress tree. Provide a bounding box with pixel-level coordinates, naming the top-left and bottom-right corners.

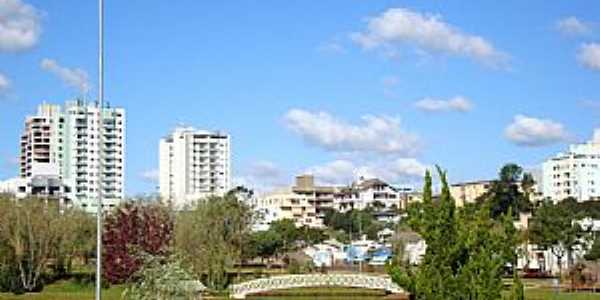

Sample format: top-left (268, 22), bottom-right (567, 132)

top-left (390, 166), bottom-right (523, 299)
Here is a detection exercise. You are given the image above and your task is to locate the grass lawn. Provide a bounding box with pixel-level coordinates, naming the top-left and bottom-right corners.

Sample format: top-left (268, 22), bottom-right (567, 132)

top-left (0, 281), bottom-right (124, 300)
top-left (524, 289), bottom-right (600, 300)
top-left (518, 278), bottom-right (600, 300)
top-left (3, 279), bottom-right (600, 299)
top-left (246, 287), bottom-right (386, 299)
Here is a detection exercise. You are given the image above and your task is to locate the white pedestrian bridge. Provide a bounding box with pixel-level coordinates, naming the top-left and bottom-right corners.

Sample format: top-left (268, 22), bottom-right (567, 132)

top-left (229, 273), bottom-right (405, 299)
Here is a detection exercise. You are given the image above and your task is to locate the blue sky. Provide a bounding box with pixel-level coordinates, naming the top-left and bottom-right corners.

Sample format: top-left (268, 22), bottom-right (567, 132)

top-left (1, 0), bottom-right (599, 195)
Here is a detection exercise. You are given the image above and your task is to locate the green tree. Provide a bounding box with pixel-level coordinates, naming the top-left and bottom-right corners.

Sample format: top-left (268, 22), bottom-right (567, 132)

top-left (529, 201), bottom-right (586, 280)
top-left (500, 163), bottom-right (523, 183)
top-left (122, 254), bottom-right (199, 300)
top-left (245, 230), bottom-right (283, 263)
top-left (323, 207), bottom-right (383, 240)
top-left (175, 195), bottom-right (252, 289)
top-left (483, 163), bottom-right (531, 218)
top-left (269, 219), bottom-right (299, 253)
top-left (298, 226), bottom-right (326, 245)
top-left (521, 172), bottom-right (536, 202)
top-left (53, 209), bottom-right (95, 277)
top-left (0, 198), bottom-right (64, 292)
top-left (585, 237), bottom-right (600, 261)
top-left (389, 167), bottom-right (522, 300)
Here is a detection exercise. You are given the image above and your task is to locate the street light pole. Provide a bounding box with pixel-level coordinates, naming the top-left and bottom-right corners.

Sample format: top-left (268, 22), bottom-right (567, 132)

top-left (96, 0), bottom-right (104, 299)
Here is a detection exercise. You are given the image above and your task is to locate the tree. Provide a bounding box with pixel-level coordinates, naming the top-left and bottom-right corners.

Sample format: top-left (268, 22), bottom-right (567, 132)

top-left (298, 226), bottom-right (326, 245)
top-left (122, 254), bottom-right (198, 300)
top-left (500, 163), bottom-right (523, 183)
top-left (483, 163), bottom-right (531, 218)
top-left (53, 209), bottom-right (95, 277)
top-left (529, 201), bottom-right (586, 280)
top-left (175, 195), bottom-right (252, 289)
top-left (392, 168), bottom-right (460, 299)
top-left (322, 207), bottom-right (383, 240)
top-left (521, 172), bottom-right (535, 202)
top-left (245, 230), bottom-right (283, 263)
top-left (389, 167), bottom-right (522, 300)
top-left (0, 198), bottom-right (64, 292)
top-left (269, 219), bottom-right (299, 252)
top-left (585, 237), bottom-right (600, 261)
top-left (103, 202), bottom-right (174, 284)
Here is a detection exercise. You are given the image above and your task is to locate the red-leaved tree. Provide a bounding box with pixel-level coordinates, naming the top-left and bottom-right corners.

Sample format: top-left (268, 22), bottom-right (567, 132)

top-left (102, 203), bottom-right (173, 284)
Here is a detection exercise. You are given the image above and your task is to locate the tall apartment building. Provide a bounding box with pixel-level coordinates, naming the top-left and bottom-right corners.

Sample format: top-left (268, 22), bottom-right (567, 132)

top-left (159, 127), bottom-right (231, 208)
top-left (542, 142), bottom-right (600, 203)
top-left (19, 100), bottom-right (126, 212)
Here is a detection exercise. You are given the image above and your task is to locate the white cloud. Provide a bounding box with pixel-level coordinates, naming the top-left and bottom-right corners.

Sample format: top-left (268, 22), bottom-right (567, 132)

top-left (284, 109), bottom-right (421, 156)
top-left (388, 158), bottom-right (429, 178)
top-left (247, 161), bottom-right (283, 180)
top-left (0, 0), bottom-right (41, 52)
top-left (414, 96), bottom-right (472, 112)
top-left (556, 17), bottom-right (591, 36)
top-left (307, 158), bottom-right (429, 185)
top-left (139, 169), bottom-right (159, 183)
top-left (350, 7), bottom-right (506, 66)
top-left (358, 158), bottom-right (429, 183)
top-left (505, 115), bottom-right (569, 147)
top-left (40, 58), bottom-right (91, 94)
top-left (0, 72), bottom-right (10, 93)
top-left (235, 160), bottom-right (289, 193)
top-left (578, 43), bottom-right (600, 71)
top-left (306, 160), bottom-right (357, 185)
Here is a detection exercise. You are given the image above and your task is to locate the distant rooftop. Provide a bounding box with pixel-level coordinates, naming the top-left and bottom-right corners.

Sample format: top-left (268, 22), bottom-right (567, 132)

top-left (450, 179), bottom-right (495, 187)
top-left (162, 126), bottom-right (229, 140)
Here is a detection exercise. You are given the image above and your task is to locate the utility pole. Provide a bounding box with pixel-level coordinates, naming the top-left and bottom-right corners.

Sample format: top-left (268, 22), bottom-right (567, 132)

top-left (358, 214), bottom-right (362, 273)
top-left (96, 0), bottom-right (104, 299)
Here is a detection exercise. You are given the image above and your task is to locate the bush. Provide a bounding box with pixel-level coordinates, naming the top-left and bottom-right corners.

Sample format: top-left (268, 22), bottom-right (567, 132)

top-left (0, 264), bottom-right (26, 294)
top-left (287, 259), bottom-right (302, 274)
top-left (122, 254), bottom-right (198, 300)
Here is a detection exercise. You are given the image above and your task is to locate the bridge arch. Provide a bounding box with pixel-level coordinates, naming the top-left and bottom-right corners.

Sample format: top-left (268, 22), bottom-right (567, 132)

top-left (229, 274), bottom-right (405, 299)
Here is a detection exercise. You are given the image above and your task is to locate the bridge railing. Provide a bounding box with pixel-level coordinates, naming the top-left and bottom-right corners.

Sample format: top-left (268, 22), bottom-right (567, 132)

top-left (229, 273), bottom-right (404, 299)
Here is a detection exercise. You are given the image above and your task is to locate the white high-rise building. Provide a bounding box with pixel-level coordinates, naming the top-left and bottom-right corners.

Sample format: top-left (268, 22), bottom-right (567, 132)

top-left (159, 127), bottom-right (231, 208)
top-left (19, 100), bottom-right (126, 212)
top-left (542, 142), bottom-right (600, 203)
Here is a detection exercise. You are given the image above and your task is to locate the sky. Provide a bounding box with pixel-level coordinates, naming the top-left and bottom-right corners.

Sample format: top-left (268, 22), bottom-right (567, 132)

top-left (1, 0), bottom-right (600, 195)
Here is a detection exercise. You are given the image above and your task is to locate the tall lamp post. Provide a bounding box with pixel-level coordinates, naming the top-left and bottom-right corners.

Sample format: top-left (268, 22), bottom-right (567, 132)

top-left (96, 0), bottom-right (104, 299)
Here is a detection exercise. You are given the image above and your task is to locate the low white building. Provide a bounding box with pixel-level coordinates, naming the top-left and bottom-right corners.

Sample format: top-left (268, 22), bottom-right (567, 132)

top-left (0, 176), bottom-right (70, 206)
top-left (0, 177), bottom-right (23, 195)
top-left (254, 175), bottom-right (419, 228)
top-left (516, 217), bottom-right (599, 275)
top-left (251, 207), bottom-right (283, 232)
top-left (334, 177), bottom-right (412, 212)
top-left (255, 186), bottom-right (323, 228)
